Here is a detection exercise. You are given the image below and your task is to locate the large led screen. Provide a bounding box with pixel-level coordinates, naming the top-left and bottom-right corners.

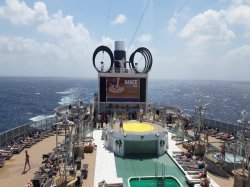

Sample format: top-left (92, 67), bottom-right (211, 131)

top-left (106, 77), bottom-right (140, 102)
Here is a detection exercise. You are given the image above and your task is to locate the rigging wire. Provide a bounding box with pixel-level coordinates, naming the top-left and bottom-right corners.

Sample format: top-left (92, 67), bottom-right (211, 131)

top-left (133, 0), bottom-right (189, 67)
top-left (102, 0), bottom-right (112, 62)
top-left (175, 0), bottom-right (190, 16)
top-left (151, 0), bottom-right (190, 47)
top-left (127, 0), bottom-right (151, 52)
top-left (105, 0), bottom-right (112, 39)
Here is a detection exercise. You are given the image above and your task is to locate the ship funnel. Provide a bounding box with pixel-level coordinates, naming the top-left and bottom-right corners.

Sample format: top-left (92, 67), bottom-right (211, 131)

top-left (115, 41), bottom-right (125, 51)
top-left (114, 41), bottom-right (126, 68)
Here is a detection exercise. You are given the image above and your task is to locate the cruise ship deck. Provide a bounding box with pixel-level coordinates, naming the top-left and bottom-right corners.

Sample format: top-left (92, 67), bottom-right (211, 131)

top-left (0, 134), bottom-right (64, 187)
top-left (94, 123), bottom-right (221, 187)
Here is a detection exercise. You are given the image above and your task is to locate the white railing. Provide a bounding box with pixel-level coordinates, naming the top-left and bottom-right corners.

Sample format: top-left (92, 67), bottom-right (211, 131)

top-left (0, 116), bottom-right (56, 148)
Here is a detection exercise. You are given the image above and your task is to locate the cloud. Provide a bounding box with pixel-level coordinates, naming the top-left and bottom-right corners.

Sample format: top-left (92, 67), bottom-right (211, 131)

top-left (166, 18), bottom-right (177, 34)
top-left (179, 9), bottom-right (235, 46)
top-left (100, 36), bottom-right (114, 49)
top-left (219, 45), bottom-right (250, 80)
top-left (112, 14), bottom-right (126, 25)
top-left (244, 32), bottom-right (250, 38)
top-left (0, 36), bottom-right (59, 56)
top-left (0, 0), bottom-right (94, 46)
top-left (226, 5), bottom-right (250, 27)
top-left (174, 1), bottom-right (250, 80)
top-left (0, 0), bottom-right (48, 24)
top-left (231, 0), bottom-right (250, 6)
top-left (136, 34), bottom-right (152, 43)
top-left (38, 11), bottom-right (93, 46)
top-left (0, 35), bottom-right (64, 76)
top-left (0, 0), bottom-right (99, 77)
top-left (225, 45), bottom-right (250, 60)
top-left (0, 35), bottom-right (97, 77)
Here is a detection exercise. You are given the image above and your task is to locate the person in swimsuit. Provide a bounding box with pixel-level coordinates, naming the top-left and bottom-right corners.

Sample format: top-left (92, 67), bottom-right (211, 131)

top-left (220, 142), bottom-right (226, 161)
top-left (119, 117), bottom-right (123, 131)
top-left (23, 150), bottom-right (30, 172)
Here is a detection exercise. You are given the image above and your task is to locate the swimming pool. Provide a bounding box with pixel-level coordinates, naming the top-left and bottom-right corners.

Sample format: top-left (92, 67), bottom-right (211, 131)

top-left (115, 153), bottom-right (189, 187)
top-left (128, 176), bottom-right (183, 187)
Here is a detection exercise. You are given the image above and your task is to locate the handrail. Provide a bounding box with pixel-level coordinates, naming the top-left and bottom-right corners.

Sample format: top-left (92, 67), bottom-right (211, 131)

top-left (190, 116), bottom-right (250, 137)
top-left (155, 162), bottom-right (158, 177)
top-left (0, 116), bottom-right (56, 148)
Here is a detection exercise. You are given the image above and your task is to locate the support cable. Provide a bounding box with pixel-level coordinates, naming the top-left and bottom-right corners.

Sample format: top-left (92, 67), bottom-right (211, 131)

top-left (151, 0), bottom-right (190, 47)
top-left (127, 0), bottom-right (150, 52)
top-left (103, 0), bottom-right (112, 61)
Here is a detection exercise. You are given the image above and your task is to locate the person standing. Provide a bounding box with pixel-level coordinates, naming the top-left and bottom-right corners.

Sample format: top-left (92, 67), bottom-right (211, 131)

top-left (23, 150), bottom-right (30, 172)
top-left (205, 130), bottom-right (209, 144)
top-left (220, 142), bottom-right (226, 161)
top-left (119, 117), bottom-right (123, 131)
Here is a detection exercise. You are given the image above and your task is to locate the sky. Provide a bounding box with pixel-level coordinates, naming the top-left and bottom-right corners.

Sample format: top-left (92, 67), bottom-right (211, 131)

top-left (0, 0), bottom-right (250, 80)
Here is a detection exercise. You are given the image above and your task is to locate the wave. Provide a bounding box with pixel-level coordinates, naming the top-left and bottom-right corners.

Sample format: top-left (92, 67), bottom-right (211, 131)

top-left (56, 88), bottom-right (78, 95)
top-left (57, 87), bottom-right (82, 105)
top-left (58, 95), bottom-right (78, 105)
top-left (29, 114), bottom-right (55, 122)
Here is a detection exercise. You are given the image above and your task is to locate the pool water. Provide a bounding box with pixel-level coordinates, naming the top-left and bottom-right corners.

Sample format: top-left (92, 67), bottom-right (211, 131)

top-left (129, 176), bottom-right (182, 187)
top-left (115, 154), bottom-right (189, 187)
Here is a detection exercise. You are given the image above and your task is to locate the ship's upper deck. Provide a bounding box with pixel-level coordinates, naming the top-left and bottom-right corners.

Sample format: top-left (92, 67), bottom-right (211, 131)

top-left (98, 67), bottom-right (148, 78)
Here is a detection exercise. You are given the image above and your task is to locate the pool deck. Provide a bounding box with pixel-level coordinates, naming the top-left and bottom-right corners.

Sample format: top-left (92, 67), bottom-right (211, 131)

top-left (93, 129), bottom-right (122, 186)
top-left (93, 127), bottom-right (221, 187)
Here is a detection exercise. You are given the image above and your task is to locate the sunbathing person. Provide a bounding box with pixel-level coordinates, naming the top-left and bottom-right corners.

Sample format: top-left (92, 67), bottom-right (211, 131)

top-left (185, 149), bottom-right (193, 159)
top-left (192, 169), bottom-right (207, 179)
top-left (220, 142), bottom-right (226, 161)
top-left (200, 177), bottom-right (210, 187)
top-left (189, 161), bottom-right (206, 169)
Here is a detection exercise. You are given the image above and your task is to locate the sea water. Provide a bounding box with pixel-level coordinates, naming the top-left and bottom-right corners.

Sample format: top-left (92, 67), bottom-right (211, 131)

top-left (0, 77), bottom-right (250, 132)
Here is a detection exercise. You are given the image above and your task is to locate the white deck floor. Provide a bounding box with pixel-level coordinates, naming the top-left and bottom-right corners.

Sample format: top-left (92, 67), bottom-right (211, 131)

top-left (93, 130), bottom-right (122, 187)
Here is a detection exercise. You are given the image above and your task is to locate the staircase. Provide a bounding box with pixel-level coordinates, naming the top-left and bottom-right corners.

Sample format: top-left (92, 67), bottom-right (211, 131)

top-left (157, 179), bottom-right (164, 187)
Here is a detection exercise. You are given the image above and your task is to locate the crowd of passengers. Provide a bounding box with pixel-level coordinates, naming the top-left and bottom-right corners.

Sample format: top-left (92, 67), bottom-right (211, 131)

top-left (173, 149), bottom-right (210, 187)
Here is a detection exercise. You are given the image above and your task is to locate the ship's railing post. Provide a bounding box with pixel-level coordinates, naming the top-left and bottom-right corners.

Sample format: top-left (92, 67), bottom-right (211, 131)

top-left (19, 127), bottom-right (21, 138)
top-left (45, 118), bottom-right (48, 130)
top-left (12, 129), bottom-right (14, 142)
top-left (40, 120), bottom-right (43, 132)
top-left (0, 134), bottom-right (1, 148)
top-left (6, 132), bottom-right (8, 147)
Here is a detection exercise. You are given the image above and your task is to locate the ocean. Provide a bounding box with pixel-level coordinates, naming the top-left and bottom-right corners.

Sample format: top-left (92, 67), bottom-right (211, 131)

top-left (0, 77), bottom-right (250, 132)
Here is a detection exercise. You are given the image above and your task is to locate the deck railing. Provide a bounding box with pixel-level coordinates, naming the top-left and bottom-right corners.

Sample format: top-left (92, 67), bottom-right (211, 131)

top-left (98, 66), bottom-right (146, 74)
top-left (202, 118), bottom-right (250, 137)
top-left (81, 121), bottom-right (94, 140)
top-left (0, 116), bottom-right (56, 148)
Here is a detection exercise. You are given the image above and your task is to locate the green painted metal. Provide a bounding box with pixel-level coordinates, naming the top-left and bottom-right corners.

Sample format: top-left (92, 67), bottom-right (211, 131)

top-left (128, 176), bottom-right (182, 187)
